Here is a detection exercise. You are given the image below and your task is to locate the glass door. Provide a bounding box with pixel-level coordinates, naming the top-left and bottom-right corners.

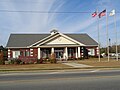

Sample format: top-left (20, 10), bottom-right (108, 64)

top-left (55, 48), bottom-right (64, 60)
top-left (55, 51), bottom-right (63, 58)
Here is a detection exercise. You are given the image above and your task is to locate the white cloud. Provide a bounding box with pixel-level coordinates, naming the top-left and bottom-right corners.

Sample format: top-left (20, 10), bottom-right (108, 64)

top-left (17, 0), bottom-right (56, 33)
top-left (47, 0), bottom-right (65, 23)
top-left (97, 0), bottom-right (112, 9)
top-left (0, 0), bottom-right (120, 46)
top-left (0, 0), bottom-right (57, 33)
top-left (0, 1), bottom-right (23, 32)
top-left (61, 17), bottom-right (97, 33)
top-left (0, 0), bottom-right (57, 45)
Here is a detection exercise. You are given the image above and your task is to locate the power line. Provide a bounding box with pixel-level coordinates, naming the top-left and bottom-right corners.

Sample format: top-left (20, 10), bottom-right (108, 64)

top-left (0, 10), bottom-right (120, 13)
top-left (0, 10), bottom-right (92, 13)
top-left (0, 0), bottom-right (42, 3)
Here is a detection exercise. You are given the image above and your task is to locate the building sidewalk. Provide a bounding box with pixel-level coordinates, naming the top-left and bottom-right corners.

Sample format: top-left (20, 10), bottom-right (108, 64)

top-left (62, 62), bottom-right (93, 68)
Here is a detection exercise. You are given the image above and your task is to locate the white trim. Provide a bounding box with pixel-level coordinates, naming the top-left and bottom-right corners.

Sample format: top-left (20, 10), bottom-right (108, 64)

top-left (33, 45), bottom-right (80, 48)
top-left (65, 47), bottom-right (68, 60)
top-left (96, 47), bottom-right (99, 55)
top-left (47, 36), bottom-right (77, 45)
top-left (85, 45), bottom-right (98, 46)
top-left (76, 47), bottom-right (78, 58)
top-left (51, 47), bottom-right (54, 53)
top-left (30, 52), bottom-right (33, 54)
top-left (6, 47), bottom-right (30, 49)
top-left (30, 55), bottom-right (33, 56)
top-left (30, 32), bottom-right (85, 47)
top-left (30, 48), bottom-right (33, 56)
top-left (6, 45), bottom-right (98, 49)
top-left (29, 33), bottom-right (59, 47)
top-left (59, 33), bottom-right (85, 46)
top-left (78, 47), bottom-right (81, 58)
top-left (38, 48), bottom-right (41, 59)
top-left (8, 49), bottom-right (10, 58)
top-left (37, 34), bottom-right (60, 46)
top-left (30, 49), bottom-right (33, 51)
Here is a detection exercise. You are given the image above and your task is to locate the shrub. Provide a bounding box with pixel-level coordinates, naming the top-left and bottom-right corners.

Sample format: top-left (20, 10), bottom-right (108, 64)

top-left (10, 60), bottom-right (14, 64)
top-left (43, 58), bottom-right (50, 63)
top-left (34, 62), bottom-right (37, 64)
top-left (29, 61), bottom-right (34, 64)
top-left (0, 60), bottom-right (5, 65)
top-left (77, 58), bottom-right (82, 60)
top-left (89, 55), bottom-right (103, 58)
top-left (20, 61), bottom-right (25, 65)
top-left (37, 58), bottom-right (43, 64)
top-left (0, 52), bottom-right (3, 60)
top-left (8, 59), bottom-right (22, 65)
top-left (14, 59), bottom-right (22, 64)
top-left (50, 53), bottom-right (56, 63)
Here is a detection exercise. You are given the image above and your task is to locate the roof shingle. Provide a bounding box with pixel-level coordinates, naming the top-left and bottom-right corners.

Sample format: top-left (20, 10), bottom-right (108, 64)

top-left (6, 33), bottom-right (98, 48)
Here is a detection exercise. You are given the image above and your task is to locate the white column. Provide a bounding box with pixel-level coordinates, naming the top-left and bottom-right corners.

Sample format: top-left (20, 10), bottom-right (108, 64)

top-left (78, 47), bottom-right (81, 58)
top-left (8, 49), bottom-right (11, 58)
top-left (81, 47), bottom-right (84, 58)
top-left (12, 51), bottom-right (15, 58)
top-left (76, 47), bottom-right (78, 58)
top-left (51, 47), bottom-right (54, 54)
top-left (38, 48), bottom-right (41, 59)
top-left (65, 47), bottom-right (68, 60)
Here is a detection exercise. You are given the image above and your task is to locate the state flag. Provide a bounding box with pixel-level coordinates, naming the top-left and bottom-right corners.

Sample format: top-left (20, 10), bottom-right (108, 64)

top-left (109, 9), bottom-right (115, 16)
top-left (92, 11), bottom-right (97, 17)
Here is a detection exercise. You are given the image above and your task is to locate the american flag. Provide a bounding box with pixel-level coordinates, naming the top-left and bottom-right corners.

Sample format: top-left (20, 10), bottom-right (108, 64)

top-left (98, 9), bottom-right (106, 18)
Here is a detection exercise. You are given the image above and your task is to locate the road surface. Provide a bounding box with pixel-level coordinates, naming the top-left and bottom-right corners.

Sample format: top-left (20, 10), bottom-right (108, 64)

top-left (0, 69), bottom-right (120, 90)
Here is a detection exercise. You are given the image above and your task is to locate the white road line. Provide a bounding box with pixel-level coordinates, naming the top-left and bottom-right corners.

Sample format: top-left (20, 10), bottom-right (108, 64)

top-left (0, 71), bottom-right (63, 76)
top-left (90, 69), bottom-right (100, 72)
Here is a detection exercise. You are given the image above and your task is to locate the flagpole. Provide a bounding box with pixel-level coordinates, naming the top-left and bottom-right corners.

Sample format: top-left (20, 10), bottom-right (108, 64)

top-left (97, 10), bottom-right (101, 62)
top-left (106, 10), bottom-right (110, 62)
top-left (114, 12), bottom-right (118, 61)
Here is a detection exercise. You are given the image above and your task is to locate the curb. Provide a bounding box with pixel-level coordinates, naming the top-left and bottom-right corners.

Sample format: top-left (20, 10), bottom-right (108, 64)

top-left (0, 66), bottom-right (120, 72)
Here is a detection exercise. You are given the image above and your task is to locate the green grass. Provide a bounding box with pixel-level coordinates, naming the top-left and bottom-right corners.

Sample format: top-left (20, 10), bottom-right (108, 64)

top-left (77, 58), bottom-right (120, 67)
top-left (0, 63), bottom-right (72, 71)
top-left (0, 58), bottom-right (120, 72)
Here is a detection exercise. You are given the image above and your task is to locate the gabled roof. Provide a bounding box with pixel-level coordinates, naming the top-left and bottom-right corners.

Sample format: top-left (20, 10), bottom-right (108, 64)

top-left (6, 33), bottom-right (98, 48)
top-left (6, 34), bottom-right (49, 48)
top-left (65, 34), bottom-right (98, 46)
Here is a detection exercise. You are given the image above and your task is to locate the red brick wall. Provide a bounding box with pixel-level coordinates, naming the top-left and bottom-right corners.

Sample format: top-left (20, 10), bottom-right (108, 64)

top-left (33, 48), bottom-right (38, 58)
top-left (8, 48), bottom-right (38, 59)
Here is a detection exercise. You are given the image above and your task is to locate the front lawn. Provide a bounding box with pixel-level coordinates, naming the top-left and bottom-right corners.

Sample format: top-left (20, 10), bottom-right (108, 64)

top-left (77, 58), bottom-right (120, 67)
top-left (0, 63), bottom-right (72, 71)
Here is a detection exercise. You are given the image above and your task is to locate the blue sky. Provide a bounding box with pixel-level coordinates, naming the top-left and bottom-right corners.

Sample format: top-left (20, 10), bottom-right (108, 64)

top-left (0, 0), bottom-right (120, 47)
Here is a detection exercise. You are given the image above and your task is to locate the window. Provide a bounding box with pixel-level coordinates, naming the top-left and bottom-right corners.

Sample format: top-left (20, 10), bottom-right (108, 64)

top-left (88, 49), bottom-right (95, 56)
top-left (68, 48), bottom-right (75, 58)
top-left (42, 49), bottom-right (50, 58)
top-left (23, 50), bottom-right (30, 57)
top-left (13, 51), bottom-right (20, 58)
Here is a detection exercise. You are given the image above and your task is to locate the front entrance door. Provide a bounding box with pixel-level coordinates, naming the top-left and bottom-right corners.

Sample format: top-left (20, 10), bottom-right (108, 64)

top-left (54, 48), bottom-right (64, 60)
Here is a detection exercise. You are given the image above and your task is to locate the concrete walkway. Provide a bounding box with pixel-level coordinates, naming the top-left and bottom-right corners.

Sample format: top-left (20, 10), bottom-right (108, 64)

top-left (63, 62), bottom-right (93, 68)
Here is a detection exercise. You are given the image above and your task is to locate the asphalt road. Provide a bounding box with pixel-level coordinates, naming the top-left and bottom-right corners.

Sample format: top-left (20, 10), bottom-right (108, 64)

top-left (0, 69), bottom-right (120, 90)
